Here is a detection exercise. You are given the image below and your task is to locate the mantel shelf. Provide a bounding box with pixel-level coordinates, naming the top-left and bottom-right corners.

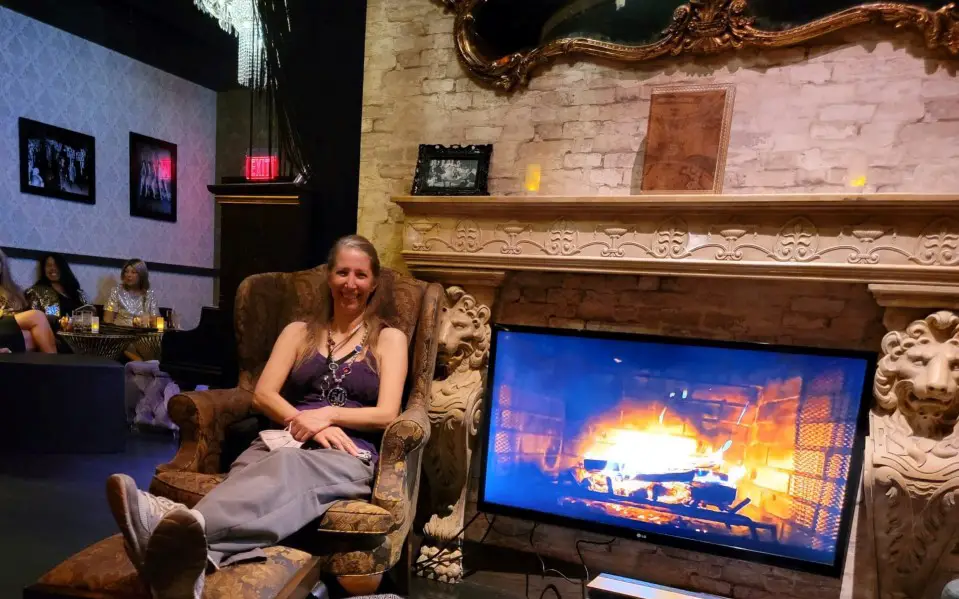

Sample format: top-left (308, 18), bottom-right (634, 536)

top-left (395, 193), bottom-right (959, 216)
top-left (394, 193), bottom-right (959, 292)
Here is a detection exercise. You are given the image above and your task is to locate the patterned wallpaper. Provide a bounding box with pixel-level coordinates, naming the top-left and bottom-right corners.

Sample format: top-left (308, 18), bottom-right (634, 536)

top-left (0, 7), bottom-right (216, 328)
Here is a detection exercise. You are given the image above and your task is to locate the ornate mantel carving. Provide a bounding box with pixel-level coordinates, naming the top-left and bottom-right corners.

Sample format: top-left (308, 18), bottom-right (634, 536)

top-left (401, 193), bottom-right (959, 592)
top-left (867, 311), bottom-right (959, 599)
top-left (417, 286), bottom-right (492, 582)
top-left (396, 194), bottom-right (959, 287)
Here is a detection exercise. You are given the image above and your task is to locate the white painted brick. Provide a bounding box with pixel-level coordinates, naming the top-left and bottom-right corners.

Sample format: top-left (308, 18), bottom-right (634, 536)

top-left (819, 104), bottom-right (877, 122)
top-left (564, 153), bottom-right (603, 168)
top-left (810, 123), bottom-right (858, 140)
top-left (603, 153), bottom-right (636, 168)
top-left (788, 64), bottom-right (832, 84)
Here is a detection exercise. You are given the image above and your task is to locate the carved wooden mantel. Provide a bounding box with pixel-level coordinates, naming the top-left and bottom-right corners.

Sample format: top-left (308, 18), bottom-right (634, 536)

top-left (396, 193), bottom-right (959, 288)
top-left (404, 193), bottom-right (959, 597)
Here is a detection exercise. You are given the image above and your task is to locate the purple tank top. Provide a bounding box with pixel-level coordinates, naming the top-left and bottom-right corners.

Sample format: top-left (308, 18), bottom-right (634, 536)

top-left (285, 352), bottom-right (382, 463)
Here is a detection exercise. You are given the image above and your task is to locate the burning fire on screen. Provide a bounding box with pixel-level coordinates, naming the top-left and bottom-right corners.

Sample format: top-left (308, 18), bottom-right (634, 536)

top-left (492, 371), bottom-right (856, 554)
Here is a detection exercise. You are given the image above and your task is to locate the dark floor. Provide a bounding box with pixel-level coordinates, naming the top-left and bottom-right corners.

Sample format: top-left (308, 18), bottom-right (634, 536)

top-left (0, 431), bottom-right (526, 599)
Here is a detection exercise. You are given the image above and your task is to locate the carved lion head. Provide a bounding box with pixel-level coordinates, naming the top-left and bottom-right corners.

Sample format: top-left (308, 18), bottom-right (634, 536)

top-left (874, 311), bottom-right (959, 438)
top-left (438, 286), bottom-right (491, 373)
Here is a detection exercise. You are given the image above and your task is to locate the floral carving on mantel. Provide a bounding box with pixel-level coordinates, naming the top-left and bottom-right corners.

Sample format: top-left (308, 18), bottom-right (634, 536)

top-left (708, 223), bottom-right (753, 261)
top-left (912, 217), bottom-right (959, 266)
top-left (596, 225), bottom-right (632, 258)
top-left (652, 217), bottom-right (691, 259)
top-left (843, 221), bottom-right (896, 265)
top-left (452, 219), bottom-right (482, 253)
top-left (408, 220), bottom-right (438, 251)
top-left (546, 219), bottom-right (579, 256)
top-left (773, 217), bottom-right (820, 262)
top-left (397, 195), bottom-right (959, 287)
top-left (496, 222), bottom-right (530, 255)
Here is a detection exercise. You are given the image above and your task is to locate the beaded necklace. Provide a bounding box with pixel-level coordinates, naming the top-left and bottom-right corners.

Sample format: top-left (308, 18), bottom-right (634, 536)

top-left (319, 322), bottom-right (368, 407)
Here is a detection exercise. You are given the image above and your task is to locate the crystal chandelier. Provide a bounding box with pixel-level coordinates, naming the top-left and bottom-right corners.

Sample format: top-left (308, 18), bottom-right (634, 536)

top-left (193, 0), bottom-right (263, 86)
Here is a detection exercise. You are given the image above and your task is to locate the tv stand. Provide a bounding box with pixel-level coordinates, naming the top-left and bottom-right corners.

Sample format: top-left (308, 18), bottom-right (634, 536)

top-left (587, 574), bottom-right (730, 599)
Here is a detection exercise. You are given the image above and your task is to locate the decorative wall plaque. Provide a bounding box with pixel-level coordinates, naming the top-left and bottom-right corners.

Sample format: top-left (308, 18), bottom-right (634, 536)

top-left (641, 84), bottom-right (735, 194)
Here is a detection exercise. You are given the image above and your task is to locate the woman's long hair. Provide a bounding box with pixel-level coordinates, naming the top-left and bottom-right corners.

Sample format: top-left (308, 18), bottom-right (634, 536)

top-left (300, 235), bottom-right (398, 363)
top-left (0, 250), bottom-right (27, 311)
top-left (36, 253), bottom-right (82, 299)
top-left (121, 259), bottom-right (150, 292)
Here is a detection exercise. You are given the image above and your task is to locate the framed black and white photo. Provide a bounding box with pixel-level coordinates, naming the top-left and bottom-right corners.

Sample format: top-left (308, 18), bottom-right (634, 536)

top-left (129, 132), bottom-right (177, 222)
top-left (19, 117), bottom-right (96, 205)
top-left (411, 144), bottom-right (492, 196)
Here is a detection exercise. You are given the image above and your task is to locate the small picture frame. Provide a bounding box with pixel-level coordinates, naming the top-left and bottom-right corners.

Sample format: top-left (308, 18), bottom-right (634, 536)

top-left (412, 144), bottom-right (492, 196)
top-left (18, 117), bottom-right (96, 205)
top-left (130, 132), bottom-right (177, 222)
top-left (641, 84), bottom-right (736, 194)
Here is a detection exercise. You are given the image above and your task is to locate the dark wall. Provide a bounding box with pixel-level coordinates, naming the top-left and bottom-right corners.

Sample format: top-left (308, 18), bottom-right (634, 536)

top-left (0, 0), bottom-right (238, 91)
top-left (281, 0), bottom-right (369, 266)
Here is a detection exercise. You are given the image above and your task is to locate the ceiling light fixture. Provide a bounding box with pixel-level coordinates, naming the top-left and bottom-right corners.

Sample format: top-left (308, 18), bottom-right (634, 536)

top-left (193, 0), bottom-right (263, 87)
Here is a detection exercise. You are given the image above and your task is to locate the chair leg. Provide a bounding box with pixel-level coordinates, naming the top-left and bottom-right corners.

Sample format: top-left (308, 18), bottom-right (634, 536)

top-left (388, 533), bottom-right (413, 595)
top-left (336, 574), bottom-right (382, 596)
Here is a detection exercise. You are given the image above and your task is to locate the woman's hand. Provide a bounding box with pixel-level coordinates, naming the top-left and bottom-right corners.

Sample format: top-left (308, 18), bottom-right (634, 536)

top-left (0, 348), bottom-right (10, 354)
top-left (312, 426), bottom-right (361, 456)
top-left (285, 407), bottom-right (336, 442)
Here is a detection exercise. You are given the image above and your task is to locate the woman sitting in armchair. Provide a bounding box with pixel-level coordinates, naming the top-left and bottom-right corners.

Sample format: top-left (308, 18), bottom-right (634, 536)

top-left (0, 249), bottom-right (57, 354)
top-left (104, 235), bottom-right (408, 599)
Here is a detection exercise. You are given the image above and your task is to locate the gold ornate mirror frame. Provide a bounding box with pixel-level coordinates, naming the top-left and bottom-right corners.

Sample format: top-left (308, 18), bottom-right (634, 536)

top-left (440, 0), bottom-right (959, 90)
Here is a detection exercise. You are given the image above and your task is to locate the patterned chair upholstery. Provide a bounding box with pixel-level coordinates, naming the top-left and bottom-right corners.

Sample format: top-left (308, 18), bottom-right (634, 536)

top-left (149, 266), bottom-right (442, 591)
top-left (25, 535), bottom-right (318, 599)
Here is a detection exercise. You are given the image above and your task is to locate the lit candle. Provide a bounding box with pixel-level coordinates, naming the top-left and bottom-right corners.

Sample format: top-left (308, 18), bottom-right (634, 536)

top-left (90, 317), bottom-right (100, 334)
top-left (525, 164), bottom-right (542, 193)
top-left (846, 154), bottom-right (868, 193)
top-left (156, 317), bottom-right (165, 332)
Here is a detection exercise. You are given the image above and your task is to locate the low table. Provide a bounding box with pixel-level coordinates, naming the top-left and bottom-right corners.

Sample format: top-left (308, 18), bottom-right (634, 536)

top-left (58, 330), bottom-right (163, 361)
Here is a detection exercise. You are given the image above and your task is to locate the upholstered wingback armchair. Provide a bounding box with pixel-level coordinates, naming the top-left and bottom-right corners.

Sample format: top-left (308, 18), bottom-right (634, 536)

top-left (149, 266), bottom-right (442, 593)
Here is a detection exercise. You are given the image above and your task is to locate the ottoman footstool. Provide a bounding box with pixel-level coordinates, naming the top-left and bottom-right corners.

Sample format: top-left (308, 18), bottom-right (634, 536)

top-left (24, 535), bottom-right (320, 599)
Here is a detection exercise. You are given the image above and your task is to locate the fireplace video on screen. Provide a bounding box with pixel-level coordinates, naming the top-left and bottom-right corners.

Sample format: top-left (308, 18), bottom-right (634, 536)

top-left (480, 328), bottom-right (871, 569)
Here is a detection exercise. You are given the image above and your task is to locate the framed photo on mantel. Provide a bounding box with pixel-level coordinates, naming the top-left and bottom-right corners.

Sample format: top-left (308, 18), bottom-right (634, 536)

top-left (641, 84), bottom-right (736, 194)
top-left (412, 144), bottom-right (492, 196)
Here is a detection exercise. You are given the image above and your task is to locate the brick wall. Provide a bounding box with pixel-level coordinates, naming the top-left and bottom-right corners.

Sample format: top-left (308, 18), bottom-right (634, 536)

top-left (360, 0), bottom-right (959, 270)
top-left (357, 1), bottom-right (939, 596)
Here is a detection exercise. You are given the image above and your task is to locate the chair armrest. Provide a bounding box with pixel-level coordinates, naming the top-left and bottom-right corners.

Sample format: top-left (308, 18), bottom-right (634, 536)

top-left (156, 387), bottom-right (255, 475)
top-left (371, 404), bottom-right (431, 526)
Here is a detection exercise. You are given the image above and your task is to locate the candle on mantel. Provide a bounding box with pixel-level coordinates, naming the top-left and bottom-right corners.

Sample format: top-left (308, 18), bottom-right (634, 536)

top-left (846, 154), bottom-right (868, 193)
top-left (90, 317), bottom-right (100, 334)
top-left (156, 317), bottom-right (165, 332)
top-left (525, 164), bottom-right (542, 193)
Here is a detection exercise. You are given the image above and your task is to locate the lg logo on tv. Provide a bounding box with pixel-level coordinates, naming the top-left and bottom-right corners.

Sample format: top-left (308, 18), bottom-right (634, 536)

top-left (635, 533), bottom-right (647, 540)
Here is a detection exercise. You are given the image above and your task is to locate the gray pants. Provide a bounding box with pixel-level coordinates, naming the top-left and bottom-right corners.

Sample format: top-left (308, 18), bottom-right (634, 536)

top-left (195, 439), bottom-right (375, 567)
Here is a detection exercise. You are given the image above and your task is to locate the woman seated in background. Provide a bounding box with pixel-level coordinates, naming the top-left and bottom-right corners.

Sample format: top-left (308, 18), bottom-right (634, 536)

top-left (0, 249), bottom-right (57, 354)
top-left (104, 259), bottom-right (158, 328)
top-left (25, 252), bottom-right (89, 317)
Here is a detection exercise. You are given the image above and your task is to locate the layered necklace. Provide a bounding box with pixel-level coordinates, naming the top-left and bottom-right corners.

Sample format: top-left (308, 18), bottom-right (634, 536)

top-left (320, 321), bottom-right (368, 407)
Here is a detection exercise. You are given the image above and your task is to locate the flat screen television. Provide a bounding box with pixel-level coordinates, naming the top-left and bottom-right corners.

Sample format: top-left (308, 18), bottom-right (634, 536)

top-left (478, 324), bottom-right (877, 578)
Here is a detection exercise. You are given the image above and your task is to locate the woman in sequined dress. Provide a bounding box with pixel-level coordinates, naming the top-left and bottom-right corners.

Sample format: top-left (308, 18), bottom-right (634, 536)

top-left (103, 259), bottom-right (159, 328)
top-left (102, 235), bottom-right (409, 599)
top-left (0, 249), bottom-right (58, 354)
top-left (25, 253), bottom-right (89, 317)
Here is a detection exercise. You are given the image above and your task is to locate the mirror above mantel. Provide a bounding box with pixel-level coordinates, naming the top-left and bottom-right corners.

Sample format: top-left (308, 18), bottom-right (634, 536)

top-left (440, 0), bottom-right (959, 90)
